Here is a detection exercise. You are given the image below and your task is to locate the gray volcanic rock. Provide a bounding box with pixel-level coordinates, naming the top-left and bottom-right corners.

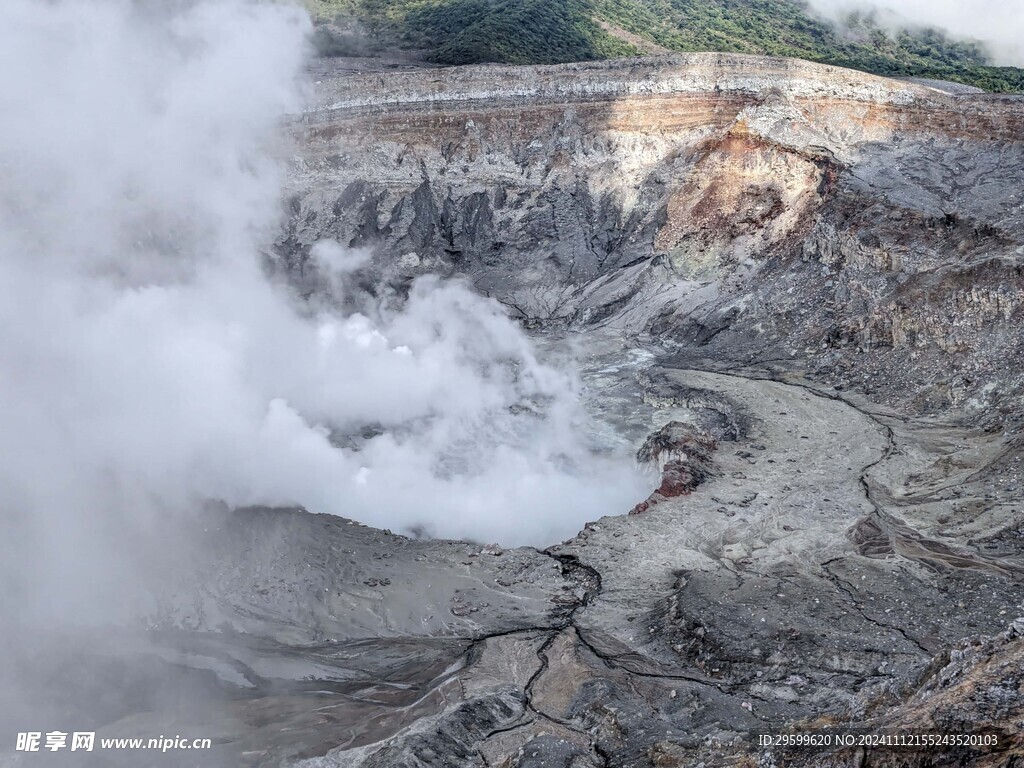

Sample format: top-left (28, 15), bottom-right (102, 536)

top-left (149, 506), bottom-right (585, 644)
top-left (69, 344), bottom-right (1013, 768)
top-left (285, 53), bottom-right (1024, 425)
top-left (272, 56), bottom-right (1024, 767)
top-left (8, 55), bottom-right (1022, 768)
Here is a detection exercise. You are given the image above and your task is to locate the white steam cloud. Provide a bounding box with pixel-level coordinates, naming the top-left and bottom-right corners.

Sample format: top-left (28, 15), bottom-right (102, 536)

top-left (0, 0), bottom-right (648, 623)
top-left (806, 0), bottom-right (1024, 67)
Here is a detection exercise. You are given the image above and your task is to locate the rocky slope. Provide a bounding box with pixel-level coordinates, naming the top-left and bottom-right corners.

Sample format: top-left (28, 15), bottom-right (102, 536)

top-left (281, 54), bottom-right (1024, 766)
top-left (287, 53), bottom-right (1024, 422)
top-left (6, 54), bottom-right (1021, 768)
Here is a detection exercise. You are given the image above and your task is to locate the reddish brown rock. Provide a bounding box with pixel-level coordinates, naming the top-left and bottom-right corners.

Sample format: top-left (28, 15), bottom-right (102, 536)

top-left (631, 423), bottom-right (718, 514)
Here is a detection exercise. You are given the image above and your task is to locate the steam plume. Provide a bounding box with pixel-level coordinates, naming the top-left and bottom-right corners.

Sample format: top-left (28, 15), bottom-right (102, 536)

top-left (805, 0), bottom-right (1024, 67)
top-left (0, 0), bottom-right (649, 634)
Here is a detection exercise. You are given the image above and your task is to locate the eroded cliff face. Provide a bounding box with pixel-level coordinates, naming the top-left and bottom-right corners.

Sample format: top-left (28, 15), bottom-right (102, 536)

top-left (284, 53), bottom-right (1024, 425)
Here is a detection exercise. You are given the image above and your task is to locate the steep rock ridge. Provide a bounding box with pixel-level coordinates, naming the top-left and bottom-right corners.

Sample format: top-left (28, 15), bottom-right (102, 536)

top-left (285, 53), bottom-right (1024, 422)
top-left (287, 54), bottom-right (924, 297)
top-left (286, 53), bottom-right (921, 306)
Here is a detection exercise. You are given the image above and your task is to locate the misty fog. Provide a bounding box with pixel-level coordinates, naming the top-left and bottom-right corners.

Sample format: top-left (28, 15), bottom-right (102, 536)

top-left (0, 0), bottom-right (649, 639)
top-left (806, 0), bottom-right (1024, 67)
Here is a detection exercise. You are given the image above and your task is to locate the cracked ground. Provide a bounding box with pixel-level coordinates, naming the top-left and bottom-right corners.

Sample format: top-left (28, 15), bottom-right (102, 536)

top-left (10, 328), bottom-right (1020, 768)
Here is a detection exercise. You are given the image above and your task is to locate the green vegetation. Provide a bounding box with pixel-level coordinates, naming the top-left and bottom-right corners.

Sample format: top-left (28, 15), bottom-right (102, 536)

top-left (397, 0), bottom-right (636, 64)
top-left (308, 0), bottom-right (1024, 92)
